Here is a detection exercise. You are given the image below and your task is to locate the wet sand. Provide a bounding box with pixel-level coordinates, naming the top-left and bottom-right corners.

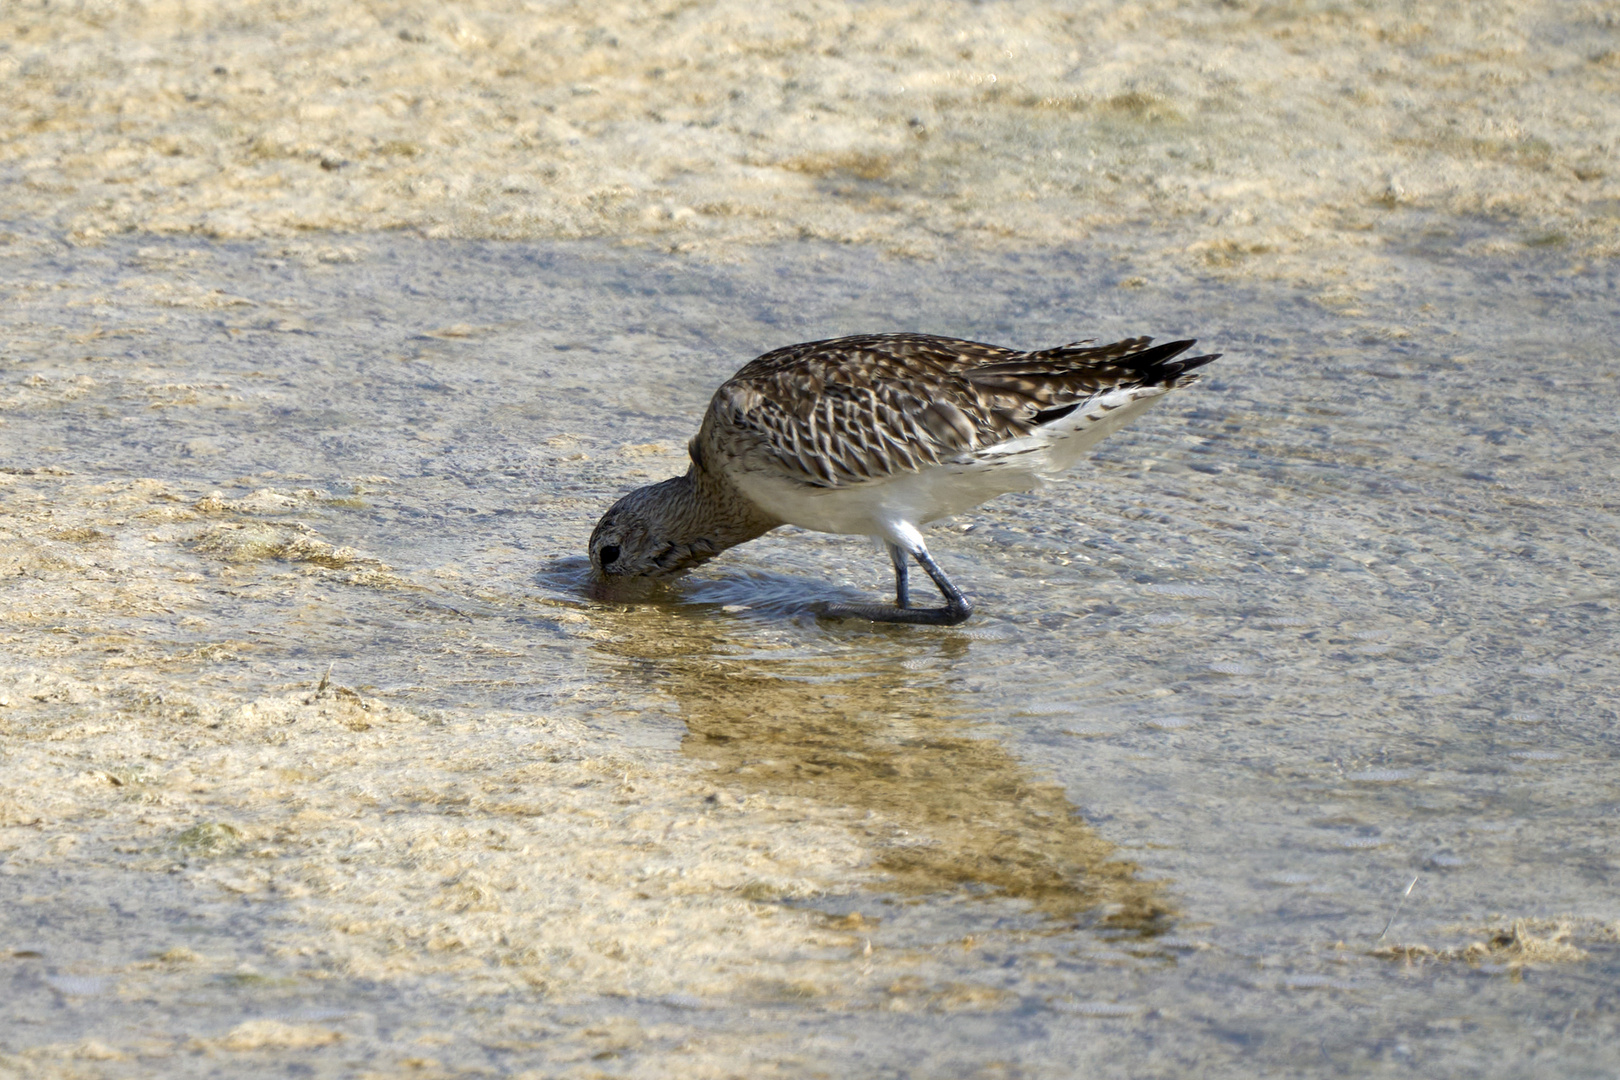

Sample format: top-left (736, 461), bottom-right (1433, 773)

top-left (3, 3), bottom-right (1620, 1077)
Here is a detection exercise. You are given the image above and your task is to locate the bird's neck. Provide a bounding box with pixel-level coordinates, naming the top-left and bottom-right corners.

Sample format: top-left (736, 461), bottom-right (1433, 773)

top-left (655, 465), bottom-right (778, 569)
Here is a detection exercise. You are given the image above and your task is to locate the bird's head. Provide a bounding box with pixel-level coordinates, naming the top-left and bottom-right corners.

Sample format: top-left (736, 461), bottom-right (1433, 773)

top-left (589, 477), bottom-right (719, 579)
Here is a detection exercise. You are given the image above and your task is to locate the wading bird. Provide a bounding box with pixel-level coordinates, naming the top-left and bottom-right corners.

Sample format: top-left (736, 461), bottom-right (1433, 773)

top-left (589, 333), bottom-right (1218, 624)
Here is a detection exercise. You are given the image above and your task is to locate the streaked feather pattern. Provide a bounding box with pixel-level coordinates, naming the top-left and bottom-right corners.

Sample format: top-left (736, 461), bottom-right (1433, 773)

top-left (696, 333), bottom-right (1217, 488)
top-left (589, 327), bottom-right (1219, 624)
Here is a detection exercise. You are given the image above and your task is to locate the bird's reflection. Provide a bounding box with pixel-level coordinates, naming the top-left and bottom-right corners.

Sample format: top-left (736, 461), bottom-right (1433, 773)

top-left (589, 603), bottom-right (1173, 933)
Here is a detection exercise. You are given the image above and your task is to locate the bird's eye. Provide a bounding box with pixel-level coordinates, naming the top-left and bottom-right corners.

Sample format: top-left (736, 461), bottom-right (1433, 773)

top-left (598, 544), bottom-right (621, 568)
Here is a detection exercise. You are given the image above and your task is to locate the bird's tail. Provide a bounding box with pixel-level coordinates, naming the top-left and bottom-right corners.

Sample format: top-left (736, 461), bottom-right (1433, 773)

top-left (1034, 337), bottom-right (1221, 388)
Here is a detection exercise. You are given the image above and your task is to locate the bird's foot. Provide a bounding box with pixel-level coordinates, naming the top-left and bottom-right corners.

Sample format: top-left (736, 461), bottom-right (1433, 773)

top-left (820, 599), bottom-right (973, 626)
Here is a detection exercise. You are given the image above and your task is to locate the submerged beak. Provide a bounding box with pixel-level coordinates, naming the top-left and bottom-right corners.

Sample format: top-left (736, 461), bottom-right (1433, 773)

top-left (585, 570), bottom-right (670, 604)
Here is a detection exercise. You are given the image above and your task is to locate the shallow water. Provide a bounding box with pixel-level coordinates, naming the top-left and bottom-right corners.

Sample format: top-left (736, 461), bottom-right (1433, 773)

top-left (1, 230), bottom-right (1617, 1076)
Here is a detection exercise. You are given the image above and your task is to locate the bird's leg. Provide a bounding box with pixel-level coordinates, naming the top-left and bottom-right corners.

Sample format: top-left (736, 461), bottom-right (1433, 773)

top-left (822, 545), bottom-right (973, 626)
top-left (914, 549), bottom-right (973, 624)
top-left (890, 543), bottom-right (911, 608)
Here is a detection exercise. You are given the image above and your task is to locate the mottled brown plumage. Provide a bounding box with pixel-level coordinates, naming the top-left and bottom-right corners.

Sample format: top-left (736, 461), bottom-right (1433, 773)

top-left (700, 334), bottom-right (1205, 488)
top-left (590, 332), bottom-right (1219, 623)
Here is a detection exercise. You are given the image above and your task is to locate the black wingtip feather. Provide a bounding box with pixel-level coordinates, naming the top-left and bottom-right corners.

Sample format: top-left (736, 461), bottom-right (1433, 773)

top-left (1121, 340), bottom-right (1220, 384)
top-left (1114, 337), bottom-right (1192, 371)
top-left (1163, 352), bottom-right (1221, 378)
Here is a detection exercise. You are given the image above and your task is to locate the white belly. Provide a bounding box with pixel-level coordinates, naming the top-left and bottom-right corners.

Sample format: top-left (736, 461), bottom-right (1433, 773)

top-left (733, 461), bottom-right (1038, 538)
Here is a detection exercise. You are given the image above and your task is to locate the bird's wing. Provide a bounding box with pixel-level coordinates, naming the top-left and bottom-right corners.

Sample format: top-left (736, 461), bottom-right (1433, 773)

top-left (697, 333), bottom-right (1216, 487)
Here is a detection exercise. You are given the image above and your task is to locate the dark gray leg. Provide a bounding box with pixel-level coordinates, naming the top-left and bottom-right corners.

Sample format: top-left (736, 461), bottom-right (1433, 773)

top-left (822, 546), bottom-right (974, 626)
top-left (890, 543), bottom-right (911, 608)
top-left (914, 549), bottom-right (972, 623)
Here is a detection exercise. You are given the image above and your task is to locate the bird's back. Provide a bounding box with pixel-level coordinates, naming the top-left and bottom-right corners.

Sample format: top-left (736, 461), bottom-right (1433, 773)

top-left (697, 332), bottom-right (1216, 491)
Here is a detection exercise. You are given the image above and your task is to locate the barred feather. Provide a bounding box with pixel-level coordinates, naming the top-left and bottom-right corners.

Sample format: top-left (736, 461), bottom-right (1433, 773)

top-left (698, 333), bottom-right (1218, 488)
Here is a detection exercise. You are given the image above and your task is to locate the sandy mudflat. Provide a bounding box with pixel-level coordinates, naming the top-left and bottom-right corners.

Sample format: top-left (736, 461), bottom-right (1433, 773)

top-left (3, 0), bottom-right (1618, 278)
top-left (2, 3), bottom-right (1619, 1078)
